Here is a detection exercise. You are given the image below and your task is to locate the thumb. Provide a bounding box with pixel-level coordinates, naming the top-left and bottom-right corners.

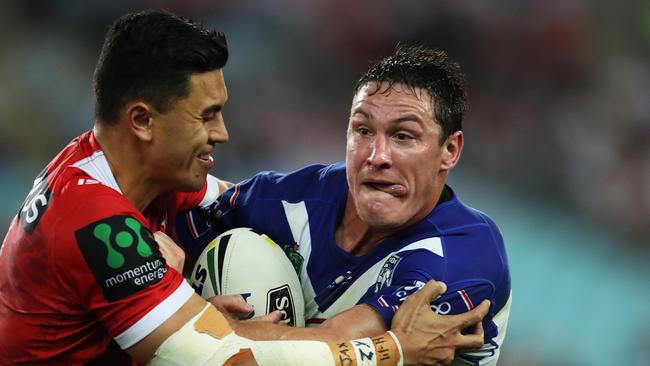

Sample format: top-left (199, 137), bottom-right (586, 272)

top-left (209, 295), bottom-right (254, 315)
top-left (413, 280), bottom-right (447, 304)
top-left (248, 310), bottom-right (282, 324)
top-left (153, 231), bottom-right (173, 243)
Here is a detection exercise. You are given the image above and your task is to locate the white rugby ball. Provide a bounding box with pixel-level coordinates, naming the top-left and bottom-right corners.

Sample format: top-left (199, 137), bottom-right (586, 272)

top-left (190, 227), bottom-right (304, 327)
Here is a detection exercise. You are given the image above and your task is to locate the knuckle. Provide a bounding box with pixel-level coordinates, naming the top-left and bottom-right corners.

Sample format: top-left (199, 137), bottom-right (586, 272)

top-left (464, 311), bottom-right (481, 324)
top-left (470, 337), bottom-right (482, 347)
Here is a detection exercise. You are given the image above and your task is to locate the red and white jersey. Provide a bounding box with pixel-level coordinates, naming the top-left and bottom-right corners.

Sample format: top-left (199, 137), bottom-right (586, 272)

top-left (0, 130), bottom-right (221, 365)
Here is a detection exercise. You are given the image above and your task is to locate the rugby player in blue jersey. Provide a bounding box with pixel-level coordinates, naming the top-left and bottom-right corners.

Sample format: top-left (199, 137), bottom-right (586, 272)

top-left (179, 45), bottom-right (510, 365)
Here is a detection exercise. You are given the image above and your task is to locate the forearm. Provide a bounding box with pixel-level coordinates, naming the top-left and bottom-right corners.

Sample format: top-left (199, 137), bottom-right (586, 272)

top-left (231, 320), bottom-right (345, 342)
top-left (231, 304), bottom-right (387, 342)
top-left (245, 332), bottom-right (403, 366)
top-left (147, 304), bottom-right (403, 366)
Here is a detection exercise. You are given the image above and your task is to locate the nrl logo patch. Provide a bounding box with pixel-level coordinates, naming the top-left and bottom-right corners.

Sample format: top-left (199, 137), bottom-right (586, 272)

top-left (374, 254), bottom-right (402, 292)
top-left (75, 215), bottom-right (167, 302)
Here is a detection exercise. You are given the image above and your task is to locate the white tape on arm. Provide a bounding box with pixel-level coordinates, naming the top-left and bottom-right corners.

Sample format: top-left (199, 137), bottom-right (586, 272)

top-left (147, 303), bottom-right (403, 366)
top-left (148, 304), bottom-right (242, 366)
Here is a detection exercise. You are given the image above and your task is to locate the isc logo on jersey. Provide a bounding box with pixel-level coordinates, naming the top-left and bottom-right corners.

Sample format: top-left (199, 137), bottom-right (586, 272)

top-left (191, 228), bottom-right (305, 327)
top-left (20, 174), bottom-right (52, 234)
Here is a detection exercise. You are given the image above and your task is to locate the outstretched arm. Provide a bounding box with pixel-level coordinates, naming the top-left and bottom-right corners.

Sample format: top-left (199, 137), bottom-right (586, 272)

top-left (128, 281), bottom-right (488, 366)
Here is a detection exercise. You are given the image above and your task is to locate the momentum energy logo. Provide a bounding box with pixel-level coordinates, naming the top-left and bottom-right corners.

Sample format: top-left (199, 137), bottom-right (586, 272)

top-left (76, 215), bottom-right (167, 301)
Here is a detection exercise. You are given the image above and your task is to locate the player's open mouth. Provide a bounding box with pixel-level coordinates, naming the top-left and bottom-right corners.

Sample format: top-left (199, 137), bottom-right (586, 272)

top-left (197, 153), bottom-right (213, 162)
top-left (197, 153), bottom-right (214, 169)
top-left (364, 182), bottom-right (406, 197)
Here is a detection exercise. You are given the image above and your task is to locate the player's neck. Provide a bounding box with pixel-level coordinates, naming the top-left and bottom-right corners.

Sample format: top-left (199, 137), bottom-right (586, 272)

top-left (93, 124), bottom-right (164, 212)
top-left (335, 196), bottom-right (396, 256)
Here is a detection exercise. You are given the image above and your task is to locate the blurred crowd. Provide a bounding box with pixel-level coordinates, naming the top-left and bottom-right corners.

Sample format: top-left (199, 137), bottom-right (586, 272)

top-left (1, 1), bottom-right (649, 365)
top-left (1, 0), bottom-right (648, 248)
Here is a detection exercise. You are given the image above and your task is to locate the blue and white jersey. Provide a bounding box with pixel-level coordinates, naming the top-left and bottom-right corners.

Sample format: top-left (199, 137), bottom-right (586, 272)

top-left (178, 163), bottom-right (512, 365)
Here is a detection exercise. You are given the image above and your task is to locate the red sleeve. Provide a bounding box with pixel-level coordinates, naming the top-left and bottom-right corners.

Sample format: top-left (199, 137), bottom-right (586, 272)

top-left (53, 185), bottom-right (194, 349)
top-left (174, 174), bottom-right (222, 212)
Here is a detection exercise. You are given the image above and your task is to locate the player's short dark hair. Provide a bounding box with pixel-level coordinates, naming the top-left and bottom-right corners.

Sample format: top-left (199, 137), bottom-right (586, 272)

top-left (355, 45), bottom-right (468, 144)
top-left (93, 10), bottom-right (229, 123)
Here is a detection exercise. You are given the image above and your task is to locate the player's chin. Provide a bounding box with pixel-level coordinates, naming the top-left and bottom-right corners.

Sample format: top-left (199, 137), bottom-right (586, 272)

top-left (358, 207), bottom-right (405, 230)
top-left (176, 174), bottom-right (206, 192)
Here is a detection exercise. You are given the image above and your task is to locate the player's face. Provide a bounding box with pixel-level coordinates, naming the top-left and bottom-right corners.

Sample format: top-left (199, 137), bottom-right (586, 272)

top-left (150, 70), bottom-right (228, 192)
top-left (346, 82), bottom-right (452, 230)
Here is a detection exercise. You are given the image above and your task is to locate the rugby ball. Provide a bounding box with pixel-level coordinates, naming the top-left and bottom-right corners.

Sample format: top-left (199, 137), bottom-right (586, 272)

top-left (189, 227), bottom-right (305, 327)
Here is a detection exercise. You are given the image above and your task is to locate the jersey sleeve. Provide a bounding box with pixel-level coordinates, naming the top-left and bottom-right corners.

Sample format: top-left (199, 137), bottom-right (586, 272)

top-left (362, 248), bottom-right (509, 366)
top-left (53, 190), bottom-right (194, 350)
top-left (211, 171), bottom-right (285, 228)
top-left (174, 174), bottom-right (223, 212)
top-left (362, 249), bottom-right (445, 329)
top-left (176, 172), bottom-right (284, 260)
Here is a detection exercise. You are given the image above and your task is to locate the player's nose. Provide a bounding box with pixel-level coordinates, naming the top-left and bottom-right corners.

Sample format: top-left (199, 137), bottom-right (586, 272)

top-left (209, 116), bottom-right (229, 144)
top-left (366, 134), bottom-right (391, 168)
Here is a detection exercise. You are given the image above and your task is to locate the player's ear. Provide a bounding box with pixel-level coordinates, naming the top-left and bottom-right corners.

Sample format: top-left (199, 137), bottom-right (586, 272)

top-left (440, 131), bottom-right (463, 171)
top-left (125, 101), bottom-right (154, 142)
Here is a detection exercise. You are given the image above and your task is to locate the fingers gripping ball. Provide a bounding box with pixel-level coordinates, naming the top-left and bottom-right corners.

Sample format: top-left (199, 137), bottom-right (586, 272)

top-left (190, 228), bottom-right (305, 327)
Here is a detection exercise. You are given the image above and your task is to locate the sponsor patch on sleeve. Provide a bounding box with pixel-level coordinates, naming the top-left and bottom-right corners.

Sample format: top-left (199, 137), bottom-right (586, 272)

top-left (75, 215), bottom-right (168, 302)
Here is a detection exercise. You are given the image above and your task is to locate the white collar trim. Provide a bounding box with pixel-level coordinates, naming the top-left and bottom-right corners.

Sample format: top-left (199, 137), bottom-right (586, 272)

top-left (71, 150), bottom-right (122, 194)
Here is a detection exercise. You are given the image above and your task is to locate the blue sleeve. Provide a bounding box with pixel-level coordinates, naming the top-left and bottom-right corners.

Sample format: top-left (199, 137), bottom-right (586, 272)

top-left (176, 171), bottom-right (290, 260)
top-left (362, 250), bottom-right (443, 329)
top-left (175, 174), bottom-right (261, 260)
top-left (362, 250), bottom-right (496, 332)
top-left (175, 207), bottom-right (216, 260)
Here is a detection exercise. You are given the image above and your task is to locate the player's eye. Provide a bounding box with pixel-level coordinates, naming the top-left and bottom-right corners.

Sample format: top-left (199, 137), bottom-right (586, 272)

top-left (394, 132), bottom-right (413, 140)
top-left (357, 127), bottom-right (370, 135)
top-left (201, 105), bottom-right (223, 122)
top-left (201, 113), bottom-right (215, 122)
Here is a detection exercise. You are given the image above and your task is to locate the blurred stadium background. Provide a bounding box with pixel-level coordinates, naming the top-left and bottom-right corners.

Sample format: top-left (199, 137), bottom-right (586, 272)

top-left (1, 1), bottom-right (649, 365)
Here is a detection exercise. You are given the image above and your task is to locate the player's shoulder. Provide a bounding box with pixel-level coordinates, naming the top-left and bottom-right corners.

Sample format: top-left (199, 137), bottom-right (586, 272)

top-left (253, 162), bottom-right (344, 183)
top-left (424, 186), bottom-right (509, 274)
top-left (44, 131), bottom-right (118, 198)
top-left (20, 135), bottom-right (137, 239)
top-left (430, 185), bottom-right (502, 239)
top-left (239, 162), bottom-right (346, 198)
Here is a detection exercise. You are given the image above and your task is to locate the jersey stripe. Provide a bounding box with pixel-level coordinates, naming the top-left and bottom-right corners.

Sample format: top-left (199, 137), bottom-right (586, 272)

top-left (405, 237), bottom-right (444, 257)
top-left (459, 289), bottom-right (474, 310)
top-left (186, 211), bottom-right (200, 239)
top-left (113, 280), bottom-right (194, 349)
top-left (229, 183), bottom-right (241, 208)
top-left (281, 200), bottom-right (318, 319)
top-left (377, 296), bottom-right (389, 307)
top-left (317, 237), bottom-right (444, 318)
